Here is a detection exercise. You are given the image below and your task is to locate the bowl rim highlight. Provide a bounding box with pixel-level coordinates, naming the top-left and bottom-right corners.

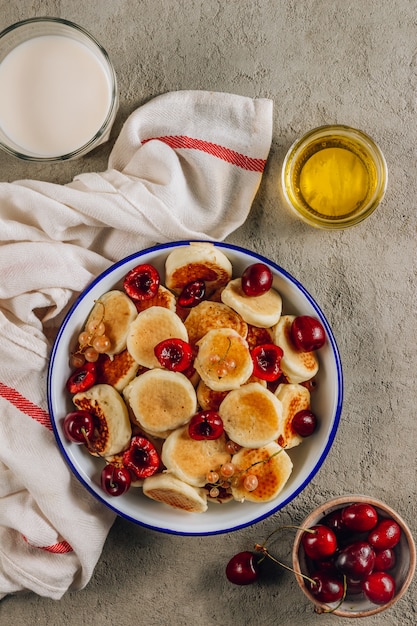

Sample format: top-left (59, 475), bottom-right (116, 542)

top-left (281, 124), bottom-right (388, 229)
top-left (292, 494), bottom-right (416, 618)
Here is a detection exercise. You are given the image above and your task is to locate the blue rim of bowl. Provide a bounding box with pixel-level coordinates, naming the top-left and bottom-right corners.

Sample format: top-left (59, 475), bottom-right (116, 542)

top-left (47, 240), bottom-right (344, 535)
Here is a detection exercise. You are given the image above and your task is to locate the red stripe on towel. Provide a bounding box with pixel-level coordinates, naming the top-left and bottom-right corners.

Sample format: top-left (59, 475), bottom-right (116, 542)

top-left (142, 135), bottom-right (267, 172)
top-left (22, 535), bottom-right (73, 553)
top-left (0, 381), bottom-right (52, 431)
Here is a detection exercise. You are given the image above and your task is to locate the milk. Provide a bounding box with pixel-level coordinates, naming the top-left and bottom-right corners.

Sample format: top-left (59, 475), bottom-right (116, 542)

top-left (0, 34), bottom-right (113, 157)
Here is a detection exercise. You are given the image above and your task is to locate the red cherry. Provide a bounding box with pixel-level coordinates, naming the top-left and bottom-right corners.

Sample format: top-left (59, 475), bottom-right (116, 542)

top-left (101, 464), bottom-right (131, 496)
top-left (178, 279), bottom-right (206, 308)
top-left (368, 519), bottom-right (401, 550)
top-left (66, 361), bottom-right (97, 394)
top-left (322, 509), bottom-right (345, 535)
top-left (241, 263), bottom-right (273, 297)
top-left (374, 548), bottom-right (396, 571)
top-left (251, 343), bottom-right (283, 381)
top-left (308, 572), bottom-right (344, 603)
top-left (122, 436), bottom-right (160, 479)
top-left (362, 571), bottom-right (396, 605)
top-left (226, 551), bottom-right (260, 585)
top-left (290, 316), bottom-right (326, 352)
top-left (301, 525), bottom-right (338, 560)
top-left (341, 503), bottom-right (379, 532)
top-left (62, 410), bottom-right (94, 443)
top-left (188, 411), bottom-right (224, 440)
top-left (335, 541), bottom-right (376, 580)
top-left (292, 409), bottom-right (317, 437)
top-left (123, 263), bottom-right (160, 301)
top-left (154, 338), bottom-right (193, 372)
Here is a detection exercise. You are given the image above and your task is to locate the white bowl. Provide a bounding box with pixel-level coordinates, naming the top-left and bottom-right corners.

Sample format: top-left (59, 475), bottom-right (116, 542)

top-left (47, 241), bottom-right (343, 535)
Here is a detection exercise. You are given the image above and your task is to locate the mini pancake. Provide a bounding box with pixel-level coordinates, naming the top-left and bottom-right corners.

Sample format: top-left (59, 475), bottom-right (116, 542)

top-left (95, 350), bottom-right (141, 391)
top-left (230, 442), bottom-right (293, 503)
top-left (218, 382), bottom-right (283, 448)
top-left (143, 473), bottom-right (208, 513)
top-left (274, 383), bottom-right (311, 449)
top-left (272, 315), bottom-right (319, 383)
top-left (184, 300), bottom-right (248, 347)
top-left (221, 278), bottom-right (282, 328)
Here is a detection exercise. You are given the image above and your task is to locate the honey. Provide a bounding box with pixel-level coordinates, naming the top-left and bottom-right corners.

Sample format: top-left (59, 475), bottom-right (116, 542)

top-left (282, 126), bottom-right (387, 229)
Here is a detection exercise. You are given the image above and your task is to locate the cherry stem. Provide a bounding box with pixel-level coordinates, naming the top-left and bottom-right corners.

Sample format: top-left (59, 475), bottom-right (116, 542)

top-left (254, 544), bottom-right (316, 586)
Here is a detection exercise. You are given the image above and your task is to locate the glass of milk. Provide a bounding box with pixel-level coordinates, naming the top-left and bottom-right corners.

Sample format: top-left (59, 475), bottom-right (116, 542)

top-left (0, 17), bottom-right (118, 161)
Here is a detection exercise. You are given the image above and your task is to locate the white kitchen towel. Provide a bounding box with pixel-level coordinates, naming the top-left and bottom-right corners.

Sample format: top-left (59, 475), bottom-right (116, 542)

top-left (0, 90), bottom-right (273, 599)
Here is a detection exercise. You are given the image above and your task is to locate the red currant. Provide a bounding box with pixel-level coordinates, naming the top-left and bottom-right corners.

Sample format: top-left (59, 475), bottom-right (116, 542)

top-left (362, 571), bottom-right (396, 605)
top-left (292, 409), bottom-right (317, 437)
top-left (302, 525), bottom-right (337, 560)
top-left (241, 263), bottom-right (273, 297)
top-left (101, 464), bottom-right (131, 496)
top-left (62, 410), bottom-right (94, 443)
top-left (368, 519), bottom-right (401, 550)
top-left (250, 343), bottom-right (283, 381)
top-left (226, 551), bottom-right (260, 585)
top-left (122, 436), bottom-right (161, 479)
top-left (66, 361), bottom-right (97, 394)
top-left (154, 338), bottom-right (193, 372)
top-left (123, 263), bottom-right (160, 301)
top-left (188, 411), bottom-right (224, 440)
top-left (341, 502), bottom-right (379, 532)
top-left (308, 572), bottom-right (344, 603)
top-left (178, 279), bottom-right (206, 307)
top-left (290, 316), bottom-right (326, 352)
top-left (335, 541), bottom-right (376, 580)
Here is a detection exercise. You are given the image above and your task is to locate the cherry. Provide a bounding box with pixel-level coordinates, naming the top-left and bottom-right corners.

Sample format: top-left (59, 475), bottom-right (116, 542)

top-left (368, 519), bottom-right (401, 550)
top-left (226, 551), bottom-right (260, 585)
top-left (241, 263), bottom-right (273, 297)
top-left (62, 410), bottom-right (94, 443)
top-left (178, 279), bottom-right (206, 308)
top-left (66, 361), bottom-right (97, 394)
top-left (322, 509), bottom-right (345, 535)
top-left (308, 572), bottom-right (344, 603)
top-left (123, 263), bottom-right (160, 301)
top-left (290, 316), bottom-right (326, 352)
top-left (335, 541), bottom-right (376, 580)
top-left (122, 436), bottom-right (160, 479)
top-left (188, 411), bottom-right (224, 440)
top-left (341, 502), bottom-right (378, 532)
top-left (374, 548), bottom-right (396, 571)
top-left (301, 525), bottom-right (337, 560)
top-left (362, 571), bottom-right (395, 605)
top-left (101, 464), bottom-right (131, 496)
top-left (154, 338), bottom-right (193, 372)
top-left (292, 409), bottom-right (317, 437)
top-left (250, 343), bottom-right (283, 381)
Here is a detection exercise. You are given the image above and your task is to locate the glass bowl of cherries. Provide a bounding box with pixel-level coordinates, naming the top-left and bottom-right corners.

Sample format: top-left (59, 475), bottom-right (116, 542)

top-left (292, 495), bottom-right (416, 617)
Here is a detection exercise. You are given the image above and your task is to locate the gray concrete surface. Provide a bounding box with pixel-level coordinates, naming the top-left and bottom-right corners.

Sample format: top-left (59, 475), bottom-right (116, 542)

top-left (1, 1), bottom-right (416, 625)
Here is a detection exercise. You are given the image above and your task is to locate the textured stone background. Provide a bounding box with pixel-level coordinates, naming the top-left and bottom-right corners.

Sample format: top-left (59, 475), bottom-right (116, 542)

top-left (1, 1), bottom-right (416, 625)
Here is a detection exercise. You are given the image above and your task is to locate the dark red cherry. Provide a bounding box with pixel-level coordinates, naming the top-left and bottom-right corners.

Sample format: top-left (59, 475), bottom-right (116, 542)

top-left (154, 338), bottom-right (193, 372)
top-left (63, 410), bottom-right (94, 443)
top-left (178, 279), bottom-right (206, 307)
top-left (362, 571), bottom-right (396, 605)
top-left (188, 411), bottom-right (224, 440)
top-left (123, 263), bottom-right (160, 300)
top-left (122, 436), bottom-right (160, 479)
top-left (251, 343), bottom-right (283, 381)
top-left (292, 409), bottom-right (317, 437)
top-left (66, 361), bottom-right (97, 394)
top-left (308, 572), bottom-right (344, 603)
top-left (101, 464), bottom-right (131, 496)
top-left (341, 503), bottom-right (378, 532)
top-left (322, 509), bottom-right (345, 535)
top-left (302, 525), bottom-right (337, 560)
top-left (374, 548), bottom-right (396, 571)
top-left (226, 551), bottom-right (260, 585)
top-left (291, 316), bottom-right (326, 352)
top-left (241, 263), bottom-right (273, 297)
top-left (368, 519), bottom-right (401, 550)
top-left (335, 541), bottom-right (376, 580)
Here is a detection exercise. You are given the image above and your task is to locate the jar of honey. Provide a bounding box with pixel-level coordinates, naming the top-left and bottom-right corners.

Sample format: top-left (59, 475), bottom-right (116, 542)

top-left (281, 125), bottom-right (388, 229)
